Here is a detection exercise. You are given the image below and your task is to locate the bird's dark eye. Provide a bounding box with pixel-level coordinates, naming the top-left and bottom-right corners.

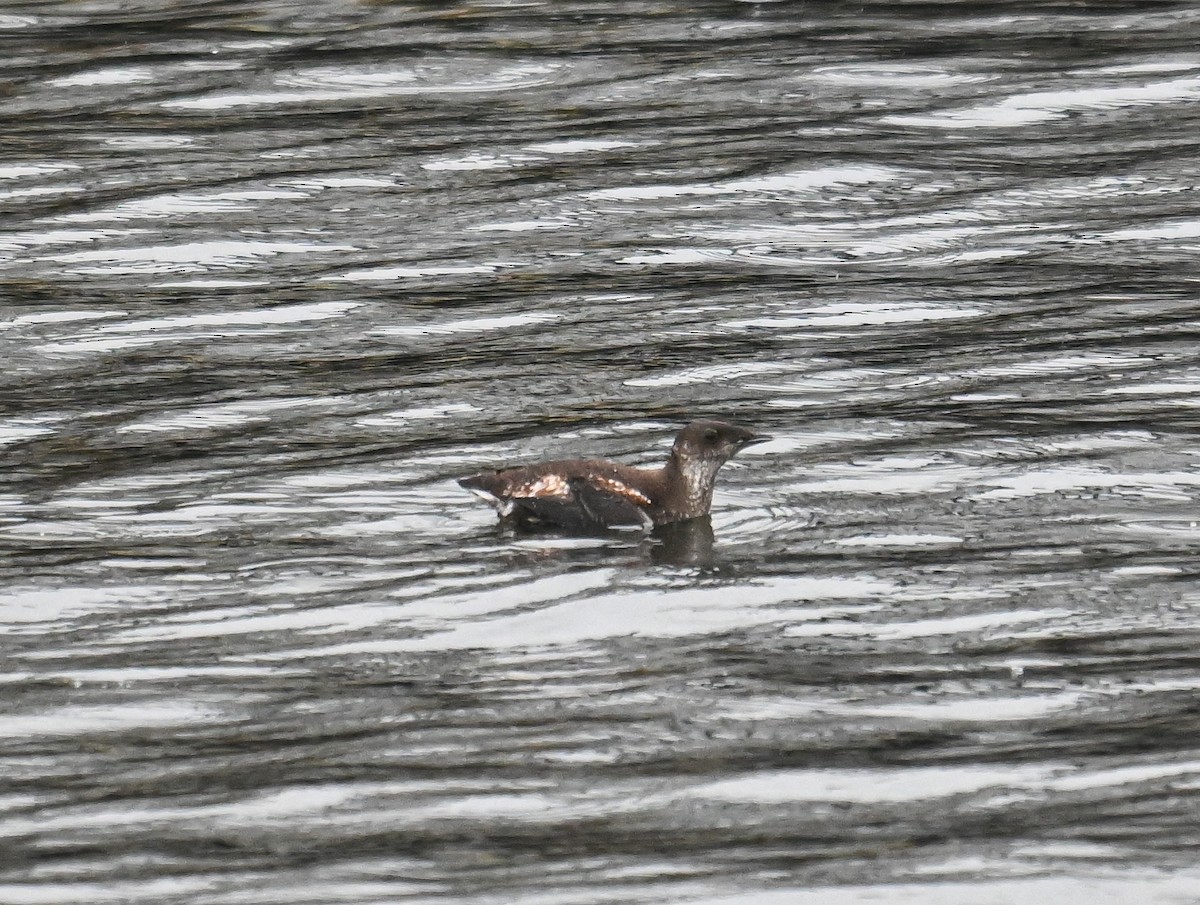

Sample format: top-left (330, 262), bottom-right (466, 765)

top-left (703, 428), bottom-right (719, 443)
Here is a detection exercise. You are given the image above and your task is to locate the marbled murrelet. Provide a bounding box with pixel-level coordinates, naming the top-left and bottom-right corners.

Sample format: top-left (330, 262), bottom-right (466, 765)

top-left (459, 420), bottom-right (768, 530)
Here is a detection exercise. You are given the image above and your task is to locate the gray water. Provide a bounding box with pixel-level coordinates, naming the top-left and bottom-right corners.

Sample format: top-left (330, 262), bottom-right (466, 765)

top-left (4, 2), bottom-right (1200, 903)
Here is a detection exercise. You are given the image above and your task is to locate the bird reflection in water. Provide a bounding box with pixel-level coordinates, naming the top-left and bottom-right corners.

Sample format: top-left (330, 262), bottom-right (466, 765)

top-left (485, 514), bottom-right (718, 569)
top-left (649, 516), bottom-right (716, 567)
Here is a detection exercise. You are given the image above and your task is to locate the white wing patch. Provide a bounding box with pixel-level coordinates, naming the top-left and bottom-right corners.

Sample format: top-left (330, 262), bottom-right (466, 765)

top-left (591, 476), bottom-right (652, 506)
top-left (514, 473), bottom-right (570, 498)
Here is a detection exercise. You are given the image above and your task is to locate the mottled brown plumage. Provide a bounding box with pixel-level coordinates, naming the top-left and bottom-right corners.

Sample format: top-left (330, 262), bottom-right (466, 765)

top-left (459, 420), bottom-right (768, 530)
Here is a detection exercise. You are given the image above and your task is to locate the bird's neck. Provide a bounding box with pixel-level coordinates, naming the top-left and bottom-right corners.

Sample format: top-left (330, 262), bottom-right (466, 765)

top-left (664, 450), bottom-right (721, 519)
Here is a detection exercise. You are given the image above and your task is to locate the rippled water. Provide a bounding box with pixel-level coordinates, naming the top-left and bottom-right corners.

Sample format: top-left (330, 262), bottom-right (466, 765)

top-left (5, 2), bottom-right (1200, 903)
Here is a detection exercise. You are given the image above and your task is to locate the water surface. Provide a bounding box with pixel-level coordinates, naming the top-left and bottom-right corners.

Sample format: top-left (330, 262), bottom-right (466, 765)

top-left (4, 2), bottom-right (1200, 903)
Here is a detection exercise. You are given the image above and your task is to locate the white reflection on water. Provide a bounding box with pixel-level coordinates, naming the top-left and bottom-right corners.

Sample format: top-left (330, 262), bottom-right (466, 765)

top-left (55, 188), bottom-right (310, 223)
top-left (0, 585), bottom-right (168, 627)
top-left (162, 61), bottom-right (565, 109)
top-left (688, 872), bottom-right (1200, 905)
top-left (47, 66), bottom-right (156, 88)
top-left (691, 763), bottom-right (1061, 803)
top-left (370, 311), bottom-right (558, 336)
top-left (37, 301), bottom-right (360, 353)
top-left (977, 468), bottom-right (1200, 501)
top-left (589, 165), bottom-right (904, 200)
top-left (783, 607), bottom-right (1075, 641)
top-left (883, 73), bottom-right (1200, 128)
top-left (45, 239), bottom-right (357, 275)
top-left (0, 700), bottom-right (220, 737)
top-left (118, 396), bottom-right (328, 434)
top-left (0, 163), bottom-right (79, 179)
top-left (357, 577), bottom-right (889, 652)
top-left (727, 301), bottom-right (987, 328)
top-left (333, 262), bottom-right (512, 281)
top-left (810, 63), bottom-right (984, 87)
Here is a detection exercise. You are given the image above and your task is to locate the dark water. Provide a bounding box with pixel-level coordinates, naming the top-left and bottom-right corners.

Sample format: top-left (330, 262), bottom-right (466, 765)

top-left (5, 1), bottom-right (1200, 902)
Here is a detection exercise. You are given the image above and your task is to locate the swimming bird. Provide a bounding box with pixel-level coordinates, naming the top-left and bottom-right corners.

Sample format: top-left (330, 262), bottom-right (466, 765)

top-left (458, 420), bottom-right (768, 530)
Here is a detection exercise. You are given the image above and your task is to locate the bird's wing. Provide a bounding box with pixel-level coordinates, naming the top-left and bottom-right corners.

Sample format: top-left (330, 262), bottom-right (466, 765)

top-left (566, 475), bottom-right (654, 529)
